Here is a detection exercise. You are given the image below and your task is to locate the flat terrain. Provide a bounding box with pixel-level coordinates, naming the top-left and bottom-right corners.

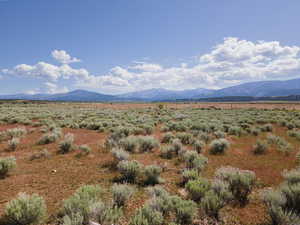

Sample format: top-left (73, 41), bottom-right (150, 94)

top-left (0, 102), bottom-right (299, 225)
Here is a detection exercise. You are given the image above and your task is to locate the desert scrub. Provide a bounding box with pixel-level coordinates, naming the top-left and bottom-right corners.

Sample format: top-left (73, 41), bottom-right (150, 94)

top-left (111, 148), bottom-right (130, 163)
top-left (7, 137), bottom-right (20, 151)
top-left (261, 123), bottom-right (273, 132)
top-left (296, 151), bottom-right (300, 165)
top-left (111, 184), bottom-right (135, 207)
top-left (214, 130), bottom-right (225, 139)
top-left (0, 156), bottom-right (16, 178)
top-left (161, 132), bottom-right (175, 144)
top-left (215, 166), bottom-right (256, 205)
top-left (61, 185), bottom-right (103, 225)
top-left (58, 133), bottom-right (74, 154)
top-left (6, 127), bottom-right (27, 138)
top-left (144, 165), bottom-right (163, 185)
top-left (192, 140), bottom-right (205, 153)
top-left (228, 126), bottom-right (242, 136)
top-left (185, 178), bottom-right (211, 202)
top-left (88, 203), bottom-right (123, 225)
top-left (129, 206), bottom-right (163, 225)
top-left (253, 140), bottom-right (268, 155)
top-left (117, 160), bottom-right (143, 183)
top-left (137, 136), bottom-right (159, 152)
top-left (160, 145), bottom-right (176, 159)
top-left (5, 193), bottom-right (47, 225)
top-left (182, 169), bottom-right (199, 184)
top-left (77, 145), bottom-right (91, 157)
top-left (171, 196), bottom-right (197, 225)
top-left (37, 128), bottom-right (62, 145)
top-left (120, 136), bottom-right (139, 152)
top-left (29, 149), bottom-right (51, 161)
top-left (183, 151), bottom-right (208, 172)
top-left (175, 132), bottom-right (194, 145)
top-left (200, 180), bottom-right (232, 221)
top-left (209, 138), bottom-right (230, 155)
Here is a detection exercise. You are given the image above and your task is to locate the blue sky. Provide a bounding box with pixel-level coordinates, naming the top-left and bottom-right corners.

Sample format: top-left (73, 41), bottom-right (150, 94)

top-left (1, 0), bottom-right (300, 94)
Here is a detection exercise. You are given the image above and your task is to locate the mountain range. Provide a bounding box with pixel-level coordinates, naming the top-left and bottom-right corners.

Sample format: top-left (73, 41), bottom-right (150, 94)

top-left (1, 78), bottom-right (300, 102)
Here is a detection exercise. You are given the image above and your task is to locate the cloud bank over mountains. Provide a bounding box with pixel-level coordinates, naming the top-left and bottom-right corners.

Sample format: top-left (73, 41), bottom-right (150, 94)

top-left (2, 37), bottom-right (300, 94)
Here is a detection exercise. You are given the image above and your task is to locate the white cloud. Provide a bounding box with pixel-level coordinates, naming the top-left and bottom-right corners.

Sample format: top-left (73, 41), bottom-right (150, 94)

top-left (45, 82), bottom-right (69, 94)
top-left (51, 50), bottom-right (81, 64)
top-left (2, 38), bottom-right (300, 94)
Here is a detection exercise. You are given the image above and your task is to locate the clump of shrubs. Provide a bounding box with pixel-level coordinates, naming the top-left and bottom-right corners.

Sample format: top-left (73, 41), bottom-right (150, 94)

top-left (193, 140), bottom-right (205, 153)
top-left (160, 139), bottom-right (184, 159)
top-left (175, 132), bottom-right (194, 145)
top-left (117, 160), bottom-right (142, 183)
top-left (138, 136), bottom-right (160, 153)
top-left (37, 128), bottom-right (62, 145)
top-left (253, 140), bottom-right (268, 155)
top-left (120, 136), bottom-right (139, 153)
top-left (161, 132), bottom-right (175, 144)
top-left (0, 157), bottom-right (16, 178)
top-left (215, 166), bottom-right (256, 205)
top-left (111, 184), bottom-right (135, 207)
top-left (58, 133), bottom-right (74, 154)
top-left (263, 168), bottom-right (300, 225)
top-left (77, 145), bottom-right (91, 157)
top-left (111, 148), bottom-right (130, 163)
top-left (185, 177), bottom-right (211, 202)
top-left (4, 193), bottom-right (47, 225)
top-left (183, 151), bottom-right (208, 172)
top-left (209, 139), bottom-right (230, 155)
top-left (29, 149), bottom-right (51, 161)
top-left (7, 137), bottom-right (20, 151)
top-left (144, 165), bottom-right (163, 185)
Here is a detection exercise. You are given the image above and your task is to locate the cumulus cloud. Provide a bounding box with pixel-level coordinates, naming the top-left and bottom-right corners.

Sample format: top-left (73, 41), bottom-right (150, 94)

top-left (44, 82), bottom-right (69, 94)
top-left (2, 38), bottom-right (300, 94)
top-left (51, 50), bottom-right (81, 64)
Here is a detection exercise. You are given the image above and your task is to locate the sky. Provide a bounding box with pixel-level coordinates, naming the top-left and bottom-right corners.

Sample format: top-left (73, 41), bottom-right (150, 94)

top-left (1, 0), bottom-right (300, 95)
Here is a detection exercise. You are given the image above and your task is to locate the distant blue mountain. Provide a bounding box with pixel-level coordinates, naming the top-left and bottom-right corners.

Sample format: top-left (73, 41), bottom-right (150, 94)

top-left (1, 78), bottom-right (300, 101)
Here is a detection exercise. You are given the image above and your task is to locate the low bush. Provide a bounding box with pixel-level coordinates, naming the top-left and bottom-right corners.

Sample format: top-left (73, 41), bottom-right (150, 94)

top-left (88, 202), bottom-right (123, 225)
top-left (182, 169), bottom-right (199, 184)
top-left (175, 133), bottom-right (194, 145)
top-left (144, 165), bottom-right (163, 185)
top-left (111, 184), bottom-right (135, 207)
top-left (58, 133), bottom-right (74, 154)
top-left (185, 178), bottom-right (211, 202)
top-left (129, 206), bottom-right (163, 225)
top-left (171, 196), bottom-right (197, 225)
top-left (209, 139), bottom-right (230, 155)
top-left (253, 140), bottom-right (268, 155)
top-left (120, 136), bottom-right (139, 153)
top-left (37, 128), bottom-right (62, 145)
top-left (117, 160), bottom-right (143, 183)
top-left (5, 193), bottom-right (47, 225)
top-left (160, 146), bottom-right (175, 159)
top-left (61, 185), bottom-right (103, 225)
top-left (138, 136), bottom-right (160, 153)
top-left (192, 140), bottom-right (205, 153)
top-left (111, 148), bottom-right (130, 163)
top-left (7, 137), bottom-right (20, 151)
top-left (29, 149), bottom-right (51, 161)
top-left (0, 157), bottom-right (16, 177)
top-left (77, 145), bottom-right (91, 157)
top-left (183, 151), bottom-right (208, 172)
top-left (161, 132), bottom-right (175, 144)
top-left (215, 166), bottom-right (256, 205)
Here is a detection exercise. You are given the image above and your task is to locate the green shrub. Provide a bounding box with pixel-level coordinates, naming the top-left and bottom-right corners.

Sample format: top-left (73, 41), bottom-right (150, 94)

top-left (182, 169), bottom-right (199, 184)
top-left (129, 206), bottom-right (163, 225)
top-left (209, 139), bottom-right (230, 155)
top-left (0, 157), bottom-right (16, 177)
top-left (171, 138), bottom-right (183, 155)
top-left (228, 126), bottom-right (242, 136)
top-left (138, 136), bottom-right (159, 152)
top-left (77, 145), bottom-right (91, 157)
top-left (144, 165), bottom-right (163, 185)
top-left (117, 160), bottom-right (142, 183)
top-left (62, 185), bottom-right (103, 225)
top-left (37, 128), bottom-right (62, 145)
top-left (253, 140), bottom-right (268, 155)
top-left (111, 184), bottom-right (135, 207)
top-left (6, 127), bottom-right (27, 138)
top-left (120, 136), bottom-right (139, 152)
top-left (175, 133), bottom-right (194, 145)
top-left (58, 133), bottom-right (74, 154)
top-left (161, 132), bottom-right (175, 144)
top-left (7, 137), bottom-right (20, 151)
top-left (216, 166), bottom-right (256, 205)
top-left (29, 149), bottom-right (51, 161)
top-left (171, 196), bottom-right (197, 225)
top-left (185, 178), bottom-right (211, 202)
top-left (62, 213), bottom-right (83, 225)
top-left (183, 151), bottom-right (208, 172)
top-left (193, 140), bottom-right (205, 153)
top-left (261, 124), bottom-right (273, 132)
top-left (296, 151), bottom-right (300, 166)
top-left (5, 193), bottom-right (47, 225)
top-left (214, 131), bottom-right (225, 139)
top-left (89, 203), bottom-right (123, 225)
top-left (111, 148), bottom-right (130, 163)
top-left (160, 146), bottom-right (175, 159)
top-left (282, 169), bottom-right (300, 185)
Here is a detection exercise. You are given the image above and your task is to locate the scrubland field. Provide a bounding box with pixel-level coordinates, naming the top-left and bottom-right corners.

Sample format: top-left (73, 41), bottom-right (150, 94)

top-left (1, 102), bottom-right (300, 225)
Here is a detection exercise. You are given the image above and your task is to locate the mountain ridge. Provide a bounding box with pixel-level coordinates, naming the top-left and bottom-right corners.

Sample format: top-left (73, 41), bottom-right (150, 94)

top-left (1, 78), bottom-right (300, 101)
